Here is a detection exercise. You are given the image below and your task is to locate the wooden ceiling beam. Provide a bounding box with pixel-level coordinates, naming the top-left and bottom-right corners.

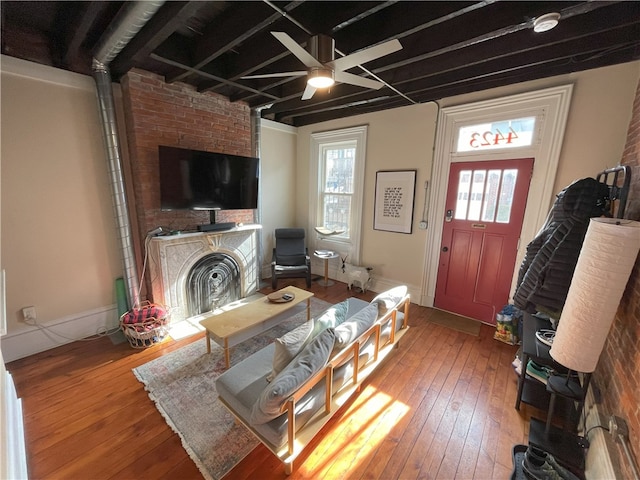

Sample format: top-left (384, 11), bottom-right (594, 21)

top-left (62, 2), bottom-right (107, 68)
top-left (166, 2), bottom-right (302, 84)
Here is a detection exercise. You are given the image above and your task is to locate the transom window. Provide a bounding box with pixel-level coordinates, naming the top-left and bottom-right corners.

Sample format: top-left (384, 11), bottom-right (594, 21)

top-left (454, 168), bottom-right (518, 223)
top-left (456, 116), bottom-right (536, 152)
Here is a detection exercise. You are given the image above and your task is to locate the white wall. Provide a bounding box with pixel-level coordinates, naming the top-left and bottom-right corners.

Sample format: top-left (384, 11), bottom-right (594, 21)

top-left (1, 56), bottom-right (123, 361)
top-left (554, 63), bottom-right (638, 195)
top-left (259, 119), bottom-right (298, 277)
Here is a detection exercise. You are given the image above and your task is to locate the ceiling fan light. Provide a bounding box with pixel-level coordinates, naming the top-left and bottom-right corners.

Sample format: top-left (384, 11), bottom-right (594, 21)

top-left (533, 12), bottom-right (560, 33)
top-left (307, 68), bottom-right (335, 88)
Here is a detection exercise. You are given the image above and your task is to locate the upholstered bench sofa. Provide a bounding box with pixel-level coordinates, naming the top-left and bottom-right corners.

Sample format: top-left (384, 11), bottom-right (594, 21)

top-left (216, 286), bottom-right (410, 474)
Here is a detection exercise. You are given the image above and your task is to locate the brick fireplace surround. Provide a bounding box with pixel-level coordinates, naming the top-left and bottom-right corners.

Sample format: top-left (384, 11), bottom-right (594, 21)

top-left (120, 69), bottom-right (255, 302)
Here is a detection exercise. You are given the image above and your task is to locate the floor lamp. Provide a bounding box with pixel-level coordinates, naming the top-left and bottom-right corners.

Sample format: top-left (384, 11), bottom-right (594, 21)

top-left (541, 218), bottom-right (640, 467)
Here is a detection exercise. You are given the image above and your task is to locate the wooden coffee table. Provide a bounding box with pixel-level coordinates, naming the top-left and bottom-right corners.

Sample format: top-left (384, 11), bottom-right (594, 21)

top-left (200, 286), bottom-right (314, 368)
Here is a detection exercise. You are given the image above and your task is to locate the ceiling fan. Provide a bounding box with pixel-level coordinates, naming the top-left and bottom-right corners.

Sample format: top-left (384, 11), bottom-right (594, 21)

top-left (242, 32), bottom-right (402, 100)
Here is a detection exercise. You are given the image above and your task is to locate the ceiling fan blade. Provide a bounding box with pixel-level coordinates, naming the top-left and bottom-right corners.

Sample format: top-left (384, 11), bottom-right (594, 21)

top-left (334, 71), bottom-right (384, 90)
top-left (242, 71), bottom-right (307, 79)
top-left (329, 39), bottom-right (402, 72)
top-left (301, 83), bottom-right (317, 100)
top-left (272, 32), bottom-right (323, 69)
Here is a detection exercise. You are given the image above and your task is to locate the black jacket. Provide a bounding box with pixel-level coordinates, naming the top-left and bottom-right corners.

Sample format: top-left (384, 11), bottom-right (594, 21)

top-left (513, 178), bottom-right (610, 316)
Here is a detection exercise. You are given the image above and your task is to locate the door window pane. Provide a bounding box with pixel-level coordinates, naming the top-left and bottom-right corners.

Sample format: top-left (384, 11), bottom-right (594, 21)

top-left (454, 170), bottom-right (472, 219)
top-left (467, 170), bottom-right (486, 221)
top-left (481, 170), bottom-right (502, 222)
top-left (496, 169), bottom-right (518, 223)
top-left (454, 167), bottom-right (518, 223)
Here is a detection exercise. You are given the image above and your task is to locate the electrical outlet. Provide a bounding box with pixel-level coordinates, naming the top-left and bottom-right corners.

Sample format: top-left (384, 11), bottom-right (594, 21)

top-left (22, 306), bottom-right (36, 322)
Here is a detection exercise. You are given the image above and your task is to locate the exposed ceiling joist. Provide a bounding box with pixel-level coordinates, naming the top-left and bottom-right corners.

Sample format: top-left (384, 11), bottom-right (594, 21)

top-left (1, 1), bottom-right (638, 126)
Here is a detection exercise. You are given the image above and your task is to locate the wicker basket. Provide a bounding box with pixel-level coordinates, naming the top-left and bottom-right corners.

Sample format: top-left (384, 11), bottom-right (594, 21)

top-left (119, 301), bottom-right (169, 348)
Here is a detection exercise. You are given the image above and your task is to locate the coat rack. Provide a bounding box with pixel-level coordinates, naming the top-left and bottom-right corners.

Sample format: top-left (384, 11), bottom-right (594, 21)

top-left (596, 165), bottom-right (630, 218)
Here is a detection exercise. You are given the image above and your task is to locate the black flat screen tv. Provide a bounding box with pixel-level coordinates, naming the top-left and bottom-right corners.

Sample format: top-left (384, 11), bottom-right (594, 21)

top-left (158, 145), bottom-right (259, 211)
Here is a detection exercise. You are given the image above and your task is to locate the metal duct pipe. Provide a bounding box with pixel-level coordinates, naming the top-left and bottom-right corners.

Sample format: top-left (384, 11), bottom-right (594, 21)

top-left (94, 2), bottom-right (165, 65)
top-left (92, 1), bottom-right (164, 307)
top-left (251, 108), bottom-right (264, 281)
top-left (92, 63), bottom-right (139, 307)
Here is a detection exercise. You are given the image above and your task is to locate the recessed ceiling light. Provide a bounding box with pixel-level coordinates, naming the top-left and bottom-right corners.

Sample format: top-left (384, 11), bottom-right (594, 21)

top-left (533, 12), bottom-right (560, 33)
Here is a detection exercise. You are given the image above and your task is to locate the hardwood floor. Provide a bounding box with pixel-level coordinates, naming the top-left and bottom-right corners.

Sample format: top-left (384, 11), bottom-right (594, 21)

top-left (7, 280), bottom-right (545, 479)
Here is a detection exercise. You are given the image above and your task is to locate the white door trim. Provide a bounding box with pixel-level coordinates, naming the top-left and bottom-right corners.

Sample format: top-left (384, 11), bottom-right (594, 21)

top-left (421, 84), bottom-right (574, 307)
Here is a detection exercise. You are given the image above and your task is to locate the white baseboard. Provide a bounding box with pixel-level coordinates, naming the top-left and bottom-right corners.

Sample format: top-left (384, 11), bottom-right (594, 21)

top-left (420, 292), bottom-right (435, 308)
top-left (0, 305), bottom-right (118, 363)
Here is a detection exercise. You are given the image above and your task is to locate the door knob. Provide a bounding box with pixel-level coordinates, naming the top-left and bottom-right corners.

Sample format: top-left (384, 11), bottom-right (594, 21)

top-left (445, 209), bottom-right (453, 222)
top-left (442, 246), bottom-right (449, 252)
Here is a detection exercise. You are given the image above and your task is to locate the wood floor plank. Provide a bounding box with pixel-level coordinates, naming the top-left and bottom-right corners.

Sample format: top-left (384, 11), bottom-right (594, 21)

top-left (454, 330), bottom-right (502, 479)
top-left (45, 406), bottom-right (175, 479)
top-left (23, 371), bottom-right (143, 431)
top-left (477, 345), bottom-right (513, 479)
top-left (349, 323), bottom-right (444, 480)
top-left (322, 385), bottom-right (395, 478)
top-left (493, 349), bottom-right (527, 475)
top-left (396, 327), bottom-right (470, 479)
top-left (433, 333), bottom-right (484, 479)
top-left (474, 332), bottom-right (510, 479)
top-left (7, 279), bottom-right (531, 480)
top-left (159, 456), bottom-right (205, 480)
top-left (378, 326), bottom-right (460, 480)
top-left (329, 328), bottom-right (433, 478)
top-left (27, 387), bottom-right (150, 459)
top-left (107, 434), bottom-right (192, 480)
top-left (417, 333), bottom-right (476, 478)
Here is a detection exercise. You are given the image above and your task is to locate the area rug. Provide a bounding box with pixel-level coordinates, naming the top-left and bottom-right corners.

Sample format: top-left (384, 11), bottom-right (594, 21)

top-left (427, 308), bottom-right (481, 336)
top-left (133, 297), bottom-right (331, 480)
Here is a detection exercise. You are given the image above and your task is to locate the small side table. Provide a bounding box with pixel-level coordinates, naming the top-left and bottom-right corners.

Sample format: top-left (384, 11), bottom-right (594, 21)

top-left (313, 251), bottom-right (339, 287)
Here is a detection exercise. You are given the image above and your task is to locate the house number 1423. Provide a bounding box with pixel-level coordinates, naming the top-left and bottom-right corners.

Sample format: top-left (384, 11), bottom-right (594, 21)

top-left (469, 127), bottom-right (519, 148)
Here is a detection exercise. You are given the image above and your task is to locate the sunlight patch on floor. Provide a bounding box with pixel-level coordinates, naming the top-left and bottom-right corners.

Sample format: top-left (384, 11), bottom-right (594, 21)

top-left (167, 319), bottom-right (204, 340)
top-left (300, 384), bottom-right (410, 477)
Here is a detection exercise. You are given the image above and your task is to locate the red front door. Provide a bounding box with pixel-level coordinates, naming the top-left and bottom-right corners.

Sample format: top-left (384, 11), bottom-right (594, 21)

top-left (434, 158), bottom-right (534, 323)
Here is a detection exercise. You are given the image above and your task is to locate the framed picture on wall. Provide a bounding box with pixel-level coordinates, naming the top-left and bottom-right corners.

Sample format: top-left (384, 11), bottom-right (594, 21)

top-left (374, 170), bottom-right (417, 234)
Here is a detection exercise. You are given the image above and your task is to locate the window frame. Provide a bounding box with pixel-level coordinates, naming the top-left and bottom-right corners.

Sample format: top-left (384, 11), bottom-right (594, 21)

top-left (310, 125), bottom-right (367, 264)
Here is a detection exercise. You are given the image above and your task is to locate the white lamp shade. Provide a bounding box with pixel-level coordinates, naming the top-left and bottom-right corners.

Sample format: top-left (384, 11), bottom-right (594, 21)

top-left (550, 218), bottom-right (640, 373)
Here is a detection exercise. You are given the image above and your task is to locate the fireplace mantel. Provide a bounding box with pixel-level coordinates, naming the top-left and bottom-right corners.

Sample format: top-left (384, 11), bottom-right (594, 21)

top-left (147, 225), bottom-right (261, 323)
